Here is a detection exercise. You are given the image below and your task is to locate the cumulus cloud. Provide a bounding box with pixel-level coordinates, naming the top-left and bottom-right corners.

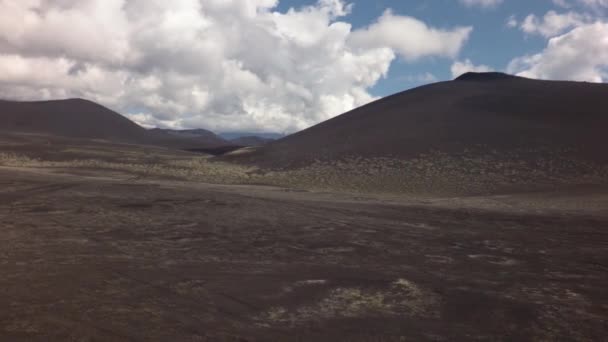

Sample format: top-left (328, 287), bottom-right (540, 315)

top-left (412, 72), bottom-right (438, 83)
top-left (0, 0), bottom-right (472, 133)
top-left (520, 10), bottom-right (590, 37)
top-left (508, 0), bottom-right (608, 83)
top-left (507, 22), bottom-right (608, 82)
top-left (578, 0), bottom-right (608, 8)
top-left (552, 0), bottom-right (572, 8)
top-left (451, 59), bottom-right (493, 78)
top-left (398, 72), bottom-right (438, 84)
top-left (349, 10), bottom-right (472, 61)
top-left (459, 0), bottom-right (503, 9)
top-left (552, 0), bottom-right (608, 11)
top-left (506, 15), bottom-right (518, 28)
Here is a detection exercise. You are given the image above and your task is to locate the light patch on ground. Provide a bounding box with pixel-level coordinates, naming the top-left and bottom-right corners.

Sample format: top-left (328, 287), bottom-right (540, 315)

top-left (256, 278), bottom-right (439, 327)
top-left (278, 279), bottom-right (329, 296)
top-left (468, 254), bottom-right (519, 266)
top-left (224, 147), bottom-right (260, 156)
top-left (425, 255), bottom-right (454, 264)
top-left (295, 279), bottom-right (327, 286)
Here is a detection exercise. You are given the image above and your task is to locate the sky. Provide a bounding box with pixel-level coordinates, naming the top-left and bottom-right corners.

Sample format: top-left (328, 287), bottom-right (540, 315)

top-left (0, 0), bottom-right (607, 133)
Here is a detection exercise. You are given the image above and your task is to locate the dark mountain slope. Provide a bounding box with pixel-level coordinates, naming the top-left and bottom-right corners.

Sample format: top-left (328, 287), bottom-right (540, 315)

top-left (147, 128), bottom-right (229, 149)
top-left (230, 73), bottom-right (608, 167)
top-left (0, 98), bottom-right (148, 142)
top-left (230, 136), bottom-right (274, 146)
top-left (0, 99), bottom-right (232, 150)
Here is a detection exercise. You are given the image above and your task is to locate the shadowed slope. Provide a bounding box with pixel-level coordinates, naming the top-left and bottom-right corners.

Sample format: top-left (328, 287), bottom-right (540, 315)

top-left (0, 99), bottom-right (231, 150)
top-left (229, 73), bottom-right (608, 167)
top-left (230, 136), bottom-right (274, 146)
top-left (0, 98), bottom-right (148, 142)
top-left (147, 128), bottom-right (230, 149)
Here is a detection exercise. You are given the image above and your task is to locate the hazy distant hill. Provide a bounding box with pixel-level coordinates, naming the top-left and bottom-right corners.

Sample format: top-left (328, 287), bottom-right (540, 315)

top-left (219, 132), bottom-right (285, 140)
top-left (147, 128), bottom-right (229, 149)
top-left (230, 136), bottom-right (275, 146)
top-left (149, 130), bottom-right (278, 148)
top-left (151, 128), bottom-right (220, 140)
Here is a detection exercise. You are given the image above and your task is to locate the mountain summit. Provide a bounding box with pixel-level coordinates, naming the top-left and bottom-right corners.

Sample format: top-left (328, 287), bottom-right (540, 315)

top-left (454, 72), bottom-right (524, 82)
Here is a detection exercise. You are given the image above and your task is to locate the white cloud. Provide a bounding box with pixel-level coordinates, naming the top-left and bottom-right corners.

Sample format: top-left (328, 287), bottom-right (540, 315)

top-left (553, 0), bottom-right (572, 8)
top-left (459, 0), bottom-right (503, 9)
top-left (349, 10), bottom-right (472, 62)
top-left (414, 72), bottom-right (438, 83)
top-left (451, 59), bottom-right (493, 78)
top-left (520, 10), bottom-right (590, 37)
top-left (551, 0), bottom-right (608, 9)
top-left (0, 0), bottom-right (472, 133)
top-left (507, 22), bottom-right (608, 82)
top-left (0, 0), bottom-right (132, 66)
top-left (399, 72), bottom-right (438, 84)
top-left (506, 15), bottom-right (518, 28)
top-left (578, 0), bottom-right (608, 8)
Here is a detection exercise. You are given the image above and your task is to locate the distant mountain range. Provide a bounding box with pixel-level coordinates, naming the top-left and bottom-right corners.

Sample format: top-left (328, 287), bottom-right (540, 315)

top-left (0, 99), bottom-right (278, 151)
top-left (149, 128), bottom-right (279, 150)
top-left (147, 128), bottom-right (229, 149)
top-left (229, 136), bottom-right (276, 147)
top-left (218, 132), bottom-right (285, 140)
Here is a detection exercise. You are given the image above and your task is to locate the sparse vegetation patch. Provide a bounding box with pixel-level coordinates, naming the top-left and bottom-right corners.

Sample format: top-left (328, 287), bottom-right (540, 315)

top-left (256, 278), bottom-right (439, 327)
top-left (2, 146), bottom-right (607, 196)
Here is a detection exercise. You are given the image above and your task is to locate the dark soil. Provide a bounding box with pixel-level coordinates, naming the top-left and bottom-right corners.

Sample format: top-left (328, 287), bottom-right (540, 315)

top-left (1, 165), bottom-right (607, 341)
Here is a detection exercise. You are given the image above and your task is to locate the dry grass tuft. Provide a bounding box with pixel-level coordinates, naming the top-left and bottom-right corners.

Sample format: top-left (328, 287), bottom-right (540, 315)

top-left (2, 145), bottom-right (607, 196)
top-left (256, 278), bottom-right (439, 327)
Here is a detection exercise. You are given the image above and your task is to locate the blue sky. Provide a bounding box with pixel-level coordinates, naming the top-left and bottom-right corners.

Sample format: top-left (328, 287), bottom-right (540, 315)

top-left (1, 0), bottom-right (607, 132)
top-left (278, 0), bottom-right (565, 96)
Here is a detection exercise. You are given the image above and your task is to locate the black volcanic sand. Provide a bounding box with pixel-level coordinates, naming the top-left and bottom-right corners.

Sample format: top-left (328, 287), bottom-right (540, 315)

top-left (1, 164), bottom-right (607, 341)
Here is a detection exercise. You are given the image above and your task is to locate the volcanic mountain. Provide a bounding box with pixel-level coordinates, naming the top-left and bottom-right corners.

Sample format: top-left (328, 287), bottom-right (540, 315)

top-left (229, 72), bottom-right (608, 167)
top-left (0, 98), bottom-right (149, 142)
top-left (147, 128), bottom-right (229, 149)
top-left (0, 98), bottom-right (230, 150)
top-left (229, 136), bottom-right (274, 146)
